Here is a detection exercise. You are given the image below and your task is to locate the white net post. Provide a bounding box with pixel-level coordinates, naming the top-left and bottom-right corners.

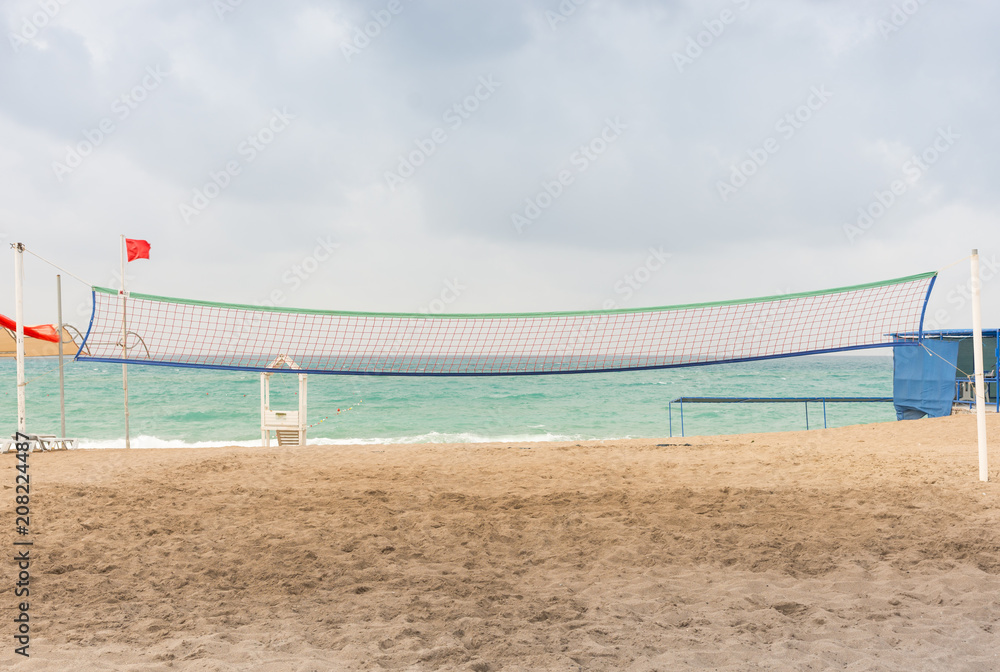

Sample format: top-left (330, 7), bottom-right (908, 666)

top-left (971, 249), bottom-right (989, 481)
top-left (13, 243), bottom-right (26, 433)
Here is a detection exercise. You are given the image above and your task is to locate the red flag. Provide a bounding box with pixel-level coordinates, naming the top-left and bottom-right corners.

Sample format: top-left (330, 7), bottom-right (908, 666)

top-left (126, 238), bottom-right (151, 262)
top-left (0, 314), bottom-right (60, 343)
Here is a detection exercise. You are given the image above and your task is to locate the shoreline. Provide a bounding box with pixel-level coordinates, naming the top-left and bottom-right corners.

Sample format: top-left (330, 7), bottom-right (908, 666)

top-left (37, 410), bottom-right (994, 451)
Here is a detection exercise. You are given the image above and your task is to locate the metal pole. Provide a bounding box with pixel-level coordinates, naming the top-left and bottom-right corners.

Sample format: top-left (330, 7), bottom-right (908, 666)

top-left (805, 401), bottom-right (809, 430)
top-left (668, 403), bottom-right (673, 438)
top-left (299, 372), bottom-right (308, 446)
top-left (822, 399), bottom-right (828, 429)
top-left (261, 372), bottom-right (268, 447)
top-left (14, 243), bottom-right (27, 434)
top-left (994, 328), bottom-right (999, 413)
top-left (680, 399), bottom-right (684, 437)
top-left (120, 235), bottom-right (131, 449)
top-left (57, 274), bottom-right (66, 437)
top-left (971, 249), bottom-right (988, 481)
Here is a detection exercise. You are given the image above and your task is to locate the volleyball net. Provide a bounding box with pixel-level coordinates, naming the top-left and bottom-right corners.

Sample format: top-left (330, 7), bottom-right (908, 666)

top-left (75, 271), bottom-right (937, 375)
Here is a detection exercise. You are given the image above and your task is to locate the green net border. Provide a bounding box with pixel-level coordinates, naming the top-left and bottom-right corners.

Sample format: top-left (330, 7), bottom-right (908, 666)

top-left (94, 271), bottom-right (937, 320)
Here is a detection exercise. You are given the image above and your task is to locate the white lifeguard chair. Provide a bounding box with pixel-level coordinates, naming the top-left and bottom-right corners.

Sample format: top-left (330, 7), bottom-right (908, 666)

top-left (260, 355), bottom-right (308, 447)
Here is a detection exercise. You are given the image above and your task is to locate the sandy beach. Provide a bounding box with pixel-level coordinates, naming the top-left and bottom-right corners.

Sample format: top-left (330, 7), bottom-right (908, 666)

top-left (3, 414), bottom-right (999, 670)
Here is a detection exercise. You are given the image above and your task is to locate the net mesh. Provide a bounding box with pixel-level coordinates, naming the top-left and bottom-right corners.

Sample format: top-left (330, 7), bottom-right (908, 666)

top-left (77, 272), bottom-right (936, 375)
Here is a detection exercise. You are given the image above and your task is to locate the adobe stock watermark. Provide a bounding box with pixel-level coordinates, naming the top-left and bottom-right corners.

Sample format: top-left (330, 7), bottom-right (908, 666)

top-left (383, 75), bottom-right (501, 191)
top-left (212, 0), bottom-right (246, 20)
top-left (545, 0), bottom-right (589, 31)
top-left (74, 267), bottom-right (136, 320)
top-left (256, 235), bottom-right (340, 307)
top-left (378, 279), bottom-right (467, 364)
top-left (716, 85), bottom-right (833, 202)
top-left (611, 247), bottom-right (672, 305)
top-left (556, 246), bottom-right (671, 357)
top-left (842, 126), bottom-right (958, 244)
top-left (745, 286), bottom-right (793, 337)
top-left (511, 117), bottom-right (627, 233)
top-left (179, 107), bottom-right (295, 224)
top-left (421, 279), bottom-right (466, 314)
top-left (719, 285), bottom-right (794, 360)
top-left (878, 0), bottom-right (932, 39)
top-left (420, 278), bottom-right (466, 314)
top-left (922, 254), bottom-right (999, 331)
top-left (673, 0), bottom-right (752, 73)
top-left (8, 0), bottom-right (72, 53)
top-left (341, 0), bottom-right (411, 61)
top-left (51, 65), bottom-right (169, 183)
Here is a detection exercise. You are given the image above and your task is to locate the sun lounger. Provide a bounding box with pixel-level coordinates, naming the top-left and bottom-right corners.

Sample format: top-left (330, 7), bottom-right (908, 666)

top-left (2, 434), bottom-right (79, 453)
top-left (35, 435), bottom-right (78, 450)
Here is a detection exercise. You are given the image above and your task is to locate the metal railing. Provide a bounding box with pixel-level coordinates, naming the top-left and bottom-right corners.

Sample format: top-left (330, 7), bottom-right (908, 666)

top-left (667, 396), bottom-right (893, 437)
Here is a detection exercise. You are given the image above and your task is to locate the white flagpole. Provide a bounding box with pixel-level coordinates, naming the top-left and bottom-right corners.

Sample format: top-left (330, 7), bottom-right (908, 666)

top-left (121, 235), bottom-right (131, 449)
top-left (14, 243), bottom-right (27, 434)
top-left (971, 249), bottom-right (988, 481)
top-left (57, 274), bottom-right (66, 438)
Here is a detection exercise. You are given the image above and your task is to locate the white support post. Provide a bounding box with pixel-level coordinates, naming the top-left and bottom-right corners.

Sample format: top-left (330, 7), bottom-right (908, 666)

top-left (120, 235), bottom-right (131, 449)
top-left (13, 243), bottom-right (27, 434)
top-left (298, 372), bottom-right (308, 445)
top-left (971, 249), bottom-right (988, 481)
top-left (57, 274), bottom-right (66, 438)
top-left (261, 372), bottom-right (270, 447)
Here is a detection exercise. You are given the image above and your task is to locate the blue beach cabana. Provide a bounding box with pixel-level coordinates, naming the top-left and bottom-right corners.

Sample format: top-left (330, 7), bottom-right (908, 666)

top-left (891, 329), bottom-right (1000, 419)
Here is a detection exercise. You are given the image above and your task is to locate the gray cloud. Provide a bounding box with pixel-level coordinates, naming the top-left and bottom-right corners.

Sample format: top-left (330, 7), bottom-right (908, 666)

top-left (1, 0), bottom-right (998, 329)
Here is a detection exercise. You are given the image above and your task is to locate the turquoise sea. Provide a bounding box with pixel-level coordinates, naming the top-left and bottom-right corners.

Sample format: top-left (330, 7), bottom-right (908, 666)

top-left (1, 355), bottom-right (897, 448)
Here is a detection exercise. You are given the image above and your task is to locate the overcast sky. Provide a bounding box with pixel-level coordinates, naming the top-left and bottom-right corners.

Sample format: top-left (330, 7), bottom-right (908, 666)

top-left (2, 0), bottom-right (998, 333)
